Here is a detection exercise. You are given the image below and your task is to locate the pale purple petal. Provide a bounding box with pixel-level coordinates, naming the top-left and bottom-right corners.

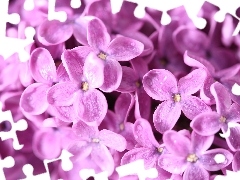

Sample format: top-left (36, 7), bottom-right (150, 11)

top-left (191, 131), bottom-right (214, 154)
top-left (30, 48), bottom-right (56, 84)
top-left (61, 46), bottom-right (92, 82)
top-left (116, 66), bottom-right (138, 93)
top-left (137, 88), bottom-right (151, 120)
top-left (100, 59), bottom-right (122, 92)
top-left (130, 57), bottom-right (148, 78)
top-left (178, 68), bottom-right (207, 95)
top-left (56, 63), bottom-right (70, 82)
top-left (227, 103), bottom-right (240, 123)
top-left (143, 69), bottom-right (178, 101)
top-left (99, 129), bottom-right (127, 152)
top-left (51, 104), bottom-right (78, 123)
top-left (134, 118), bottom-right (160, 148)
top-left (190, 112), bottom-right (221, 136)
top-left (20, 83), bottom-right (50, 115)
top-left (32, 128), bottom-right (61, 159)
top-left (38, 20), bottom-right (73, 45)
top-left (72, 16), bottom-right (88, 46)
top-left (200, 149), bottom-right (233, 171)
top-left (173, 27), bottom-right (208, 56)
top-left (72, 120), bottom-right (98, 139)
top-left (232, 151), bottom-right (240, 171)
top-left (163, 130), bottom-right (191, 156)
top-left (107, 36), bottom-right (144, 61)
top-left (67, 141), bottom-right (92, 162)
top-left (181, 96), bottom-right (211, 120)
top-left (91, 145), bottom-right (114, 176)
top-left (183, 164), bottom-right (209, 180)
top-left (226, 126), bottom-right (240, 151)
top-left (74, 89), bottom-right (108, 126)
top-left (153, 101), bottom-right (182, 134)
top-left (114, 93), bottom-right (134, 122)
top-left (84, 53), bottom-right (105, 89)
top-left (158, 154), bottom-right (188, 174)
top-left (47, 82), bottom-right (78, 106)
top-left (121, 147), bottom-right (158, 168)
top-left (87, 18), bottom-right (110, 50)
top-left (210, 82), bottom-right (232, 115)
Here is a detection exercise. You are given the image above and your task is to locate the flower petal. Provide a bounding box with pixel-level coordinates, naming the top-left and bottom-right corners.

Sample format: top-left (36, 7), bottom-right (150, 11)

top-left (116, 66), bottom-right (138, 93)
top-left (20, 83), bottom-right (49, 115)
top-left (38, 20), bottom-right (73, 45)
top-left (136, 88), bottom-right (151, 120)
top-left (153, 101), bottom-right (182, 134)
top-left (32, 128), bottom-right (61, 159)
top-left (84, 53), bottom-right (105, 89)
top-left (107, 36), bottom-right (144, 61)
top-left (143, 69), bottom-right (178, 101)
top-left (183, 164), bottom-right (209, 180)
top-left (158, 154), bottom-right (187, 174)
top-left (232, 151), bottom-right (240, 171)
top-left (67, 141), bottom-right (92, 162)
top-left (178, 68), bottom-right (207, 95)
top-left (47, 82), bottom-right (78, 106)
top-left (99, 129), bottom-right (127, 152)
top-left (191, 131), bottom-right (214, 154)
top-left (30, 48), bottom-right (56, 83)
top-left (91, 144), bottom-right (114, 176)
top-left (74, 89), bottom-right (108, 126)
top-left (121, 147), bottom-right (158, 168)
top-left (190, 112), bottom-right (221, 136)
top-left (134, 118), bottom-right (160, 148)
top-left (87, 18), bottom-right (110, 50)
top-left (181, 96), bottom-right (211, 120)
top-left (61, 46), bottom-right (92, 82)
top-left (130, 57), bottom-right (148, 78)
top-left (210, 82), bottom-right (232, 115)
top-left (72, 120), bottom-right (98, 139)
top-left (200, 149), bottom-right (233, 171)
top-left (226, 126), bottom-right (240, 151)
top-left (163, 130), bottom-right (191, 157)
top-left (100, 59), bottom-right (122, 92)
top-left (56, 63), bottom-right (70, 82)
top-left (51, 104), bottom-right (78, 123)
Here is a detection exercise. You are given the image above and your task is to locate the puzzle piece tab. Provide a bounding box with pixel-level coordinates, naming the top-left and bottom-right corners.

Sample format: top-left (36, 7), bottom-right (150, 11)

top-left (21, 149), bottom-right (73, 180)
top-left (0, 156), bottom-right (14, 180)
top-left (0, 107), bottom-right (28, 150)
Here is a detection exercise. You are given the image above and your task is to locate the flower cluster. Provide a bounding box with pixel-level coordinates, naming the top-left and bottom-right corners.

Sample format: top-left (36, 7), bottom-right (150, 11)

top-left (1, 0), bottom-right (240, 179)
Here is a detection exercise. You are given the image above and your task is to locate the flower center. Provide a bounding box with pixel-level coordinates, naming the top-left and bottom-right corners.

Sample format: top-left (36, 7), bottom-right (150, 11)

top-left (81, 82), bottom-right (89, 91)
top-left (187, 154), bottom-right (198, 163)
top-left (135, 81), bottom-right (141, 88)
top-left (157, 147), bottom-right (163, 153)
top-left (173, 93), bottom-right (181, 102)
top-left (219, 116), bottom-right (226, 123)
top-left (119, 123), bottom-right (124, 131)
top-left (92, 138), bottom-right (100, 143)
top-left (97, 52), bottom-right (107, 60)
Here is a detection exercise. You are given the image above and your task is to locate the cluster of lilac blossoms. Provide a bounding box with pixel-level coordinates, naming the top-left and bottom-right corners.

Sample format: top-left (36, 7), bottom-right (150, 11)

top-left (1, 0), bottom-right (240, 179)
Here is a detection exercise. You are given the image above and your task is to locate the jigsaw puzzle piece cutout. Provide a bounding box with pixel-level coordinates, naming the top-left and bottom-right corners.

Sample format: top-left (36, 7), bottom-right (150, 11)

top-left (21, 149), bottom-right (74, 180)
top-left (0, 156), bottom-right (14, 180)
top-left (0, 107), bottom-right (28, 150)
top-left (116, 159), bottom-right (158, 180)
top-left (110, 0), bottom-right (185, 25)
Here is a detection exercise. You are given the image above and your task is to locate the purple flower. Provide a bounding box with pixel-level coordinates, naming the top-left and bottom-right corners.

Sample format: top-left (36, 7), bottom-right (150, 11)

top-left (20, 48), bottom-right (57, 115)
top-left (191, 82), bottom-right (240, 151)
top-left (68, 120), bottom-right (127, 175)
top-left (143, 68), bottom-right (210, 133)
top-left (47, 51), bottom-right (107, 126)
top-left (121, 118), bottom-right (171, 179)
top-left (77, 17), bottom-right (144, 92)
top-left (158, 130), bottom-right (233, 180)
top-left (233, 151), bottom-right (240, 171)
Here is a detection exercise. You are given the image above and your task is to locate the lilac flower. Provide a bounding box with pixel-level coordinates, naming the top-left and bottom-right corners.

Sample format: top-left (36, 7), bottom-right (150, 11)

top-left (77, 17), bottom-right (144, 92)
top-left (68, 120), bottom-right (127, 175)
top-left (100, 93), bottom-right (136, 150)
top-left (47, 51), bottom-right (107, 125)
top-left (233, 151), bottom-right (240, 171)
top-left (143, 68), bottom-right (210, 133)
top-left (158, 130), bottom-right (233, 180)
top-left (191, 82), bottom-right (240, 151)
top-left (116, 57), bottom-right (151, 119)
top-left (20, 48), bottom-right (57, 115)
top-left (121, 118), bottom-right (171, 180)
